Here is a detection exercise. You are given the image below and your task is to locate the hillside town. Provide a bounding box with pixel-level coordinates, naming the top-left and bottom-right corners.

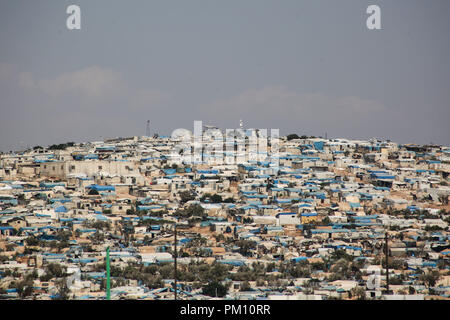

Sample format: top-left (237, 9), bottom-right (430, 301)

top-left (0, 128), bottom-right (449, 300)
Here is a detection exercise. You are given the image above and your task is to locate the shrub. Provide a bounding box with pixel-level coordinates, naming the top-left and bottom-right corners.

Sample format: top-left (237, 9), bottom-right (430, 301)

top-left (202, 281), bottom-right (228, 297)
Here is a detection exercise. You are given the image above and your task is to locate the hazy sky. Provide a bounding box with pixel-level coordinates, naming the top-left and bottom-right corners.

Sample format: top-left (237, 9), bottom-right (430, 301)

top-left (0, 0), bottom-right (449, 151)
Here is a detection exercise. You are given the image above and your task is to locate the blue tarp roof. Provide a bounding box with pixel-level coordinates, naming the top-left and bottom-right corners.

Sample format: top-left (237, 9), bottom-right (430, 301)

top-left (40, 182), bottom-right (65, 188)
top-left (54, 205), bottom-right (67, 213)
top-left (218, 260), bottom-right (246, 266)
top-left (86, 184), bottom-right (115, 191)
top-left (162, 168), bottom-right (177, 175)
top-left (197, 169), bottom-right (219, 174)
top-left (301, 212), bottom-right (318, 217)
top-left (349, 202), bottom-right (361, 208)
top-left (94, 214), bottom-right (109, 221)
top-left (50, 198), bottom-right (72, 203)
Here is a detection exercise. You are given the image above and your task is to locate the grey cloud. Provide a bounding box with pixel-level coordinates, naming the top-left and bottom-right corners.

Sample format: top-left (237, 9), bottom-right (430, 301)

top-left (205, 85), bottom-right (388, 124)
top-left (18, 66), bottom-right (123, 98)
top-left (0, 1), bottom-right (449, 148)
top-left (0, 64), bottom-right (171, 151)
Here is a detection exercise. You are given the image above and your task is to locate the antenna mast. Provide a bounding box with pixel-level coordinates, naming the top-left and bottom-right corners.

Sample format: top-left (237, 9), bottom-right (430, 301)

top-left (146, 120), bottom-right (151, 137)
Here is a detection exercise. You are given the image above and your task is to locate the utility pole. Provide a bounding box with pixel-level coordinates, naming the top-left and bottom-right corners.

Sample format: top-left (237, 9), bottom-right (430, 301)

top-left (106, 246), bottom-right (111, 300)
top-left (385, 232), bottom-right (389, 294)
top-left (174, 223), bottom-right (177, 300)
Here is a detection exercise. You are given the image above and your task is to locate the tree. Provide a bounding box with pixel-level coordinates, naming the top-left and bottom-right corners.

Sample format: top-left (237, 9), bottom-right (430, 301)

top-left (40, 263), bottom-right (66, 281)
top-left (126, 207), bottom-right (136, 215)
top-left (210, 194), bottom-right (223, 203)
top-left (321, 216), bottom-right (331, 225)
top-left (330, 249), bottom-right (353, 263)
top-left (236, 240), bottom-right (257, 257)
top-left (266, 263), bottom-right (276, 273)
top-left (285, 261), bottom-right (311, 278)
top-left (425, 225), bottom-right (444, 232)
top-left (91, 221), bottom-right (111, 231)
top-left (330, 259), bottom-right (351, 280)
top-left (90, 231), bottom-right (105, 244)
top-left (419, 270), bottom-right (440, 288)
top-left (240, 281), bottom-right (251, 291)
top-left (242, 217), bottom-right (254, 224)
top-left (187, 235), bottom-right (207, 248)
top-left (16, 278), bottom-right (34, 298)
top-left (54, 278), bottom-right (70, 300)
top-left (438, 195), bottom-right (448, 205)
top-left (350, 286), bottom-right (366, 300)
top-left (25, 236), bottom-right (40, 246)
top-left (17, 194), bottom-right (27, 205)
top-left (56, 229), bottom-right (72, 242)
top-left (48, 142), bottom-right (74, 150)
top-left (208, 263), bottom-right (230, 282)
top-left (177, 204), bottom-right (206, 218)
top-left (202, 281), bottom-right (228, 297)
top-left (214, 234), bottom-right (225, 242)
top-left (179, 191), bottom-right (196, 204)
top-left (286, 134), bottom-right (300, 141)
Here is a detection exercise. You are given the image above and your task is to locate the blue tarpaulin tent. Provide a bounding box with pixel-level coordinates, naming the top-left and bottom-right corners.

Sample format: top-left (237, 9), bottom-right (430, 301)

top-left (86, 184), bottom-right (115, 191)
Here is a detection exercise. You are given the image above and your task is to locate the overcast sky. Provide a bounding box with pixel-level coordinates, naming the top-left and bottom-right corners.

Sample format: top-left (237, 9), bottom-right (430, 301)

top-left (0, 0), bottom-right (449, 151)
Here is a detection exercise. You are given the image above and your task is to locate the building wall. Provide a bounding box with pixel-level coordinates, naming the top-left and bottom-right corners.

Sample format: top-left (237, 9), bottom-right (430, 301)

top-left (278, 214), bottom-right (301, 225)
top-left (40, 160), bottom-right (139, 178)
top-left (40, 162), bottom-right (66, 178)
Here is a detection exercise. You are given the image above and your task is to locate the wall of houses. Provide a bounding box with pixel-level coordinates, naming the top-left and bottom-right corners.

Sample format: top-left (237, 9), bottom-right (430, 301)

top-left (40, 160), bottom-right (139, 178)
